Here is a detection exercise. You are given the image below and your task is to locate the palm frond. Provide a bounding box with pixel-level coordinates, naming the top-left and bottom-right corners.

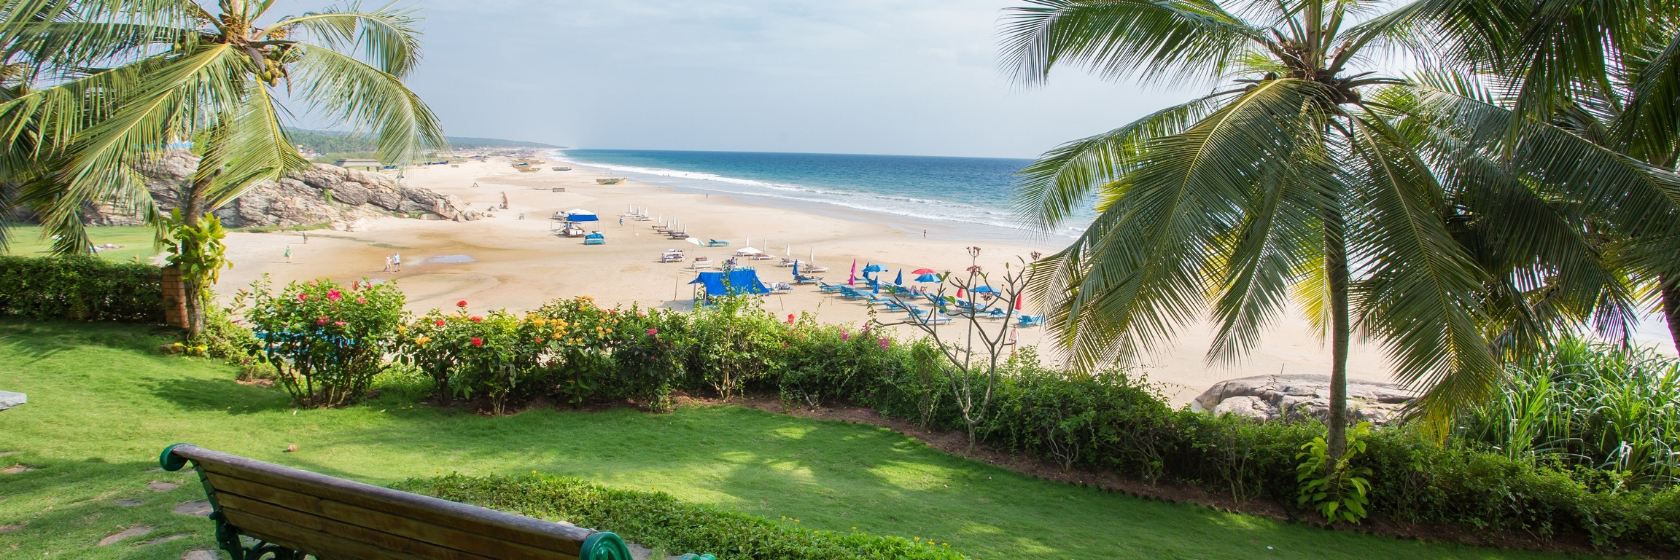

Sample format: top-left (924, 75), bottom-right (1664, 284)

top-left (195, 81), bottom-right (311, 211)
top-left (1013, 92), bottom-right (1230, 232)
top-left (289, 44), bottom-right (444, 164)
top-left (277, 2), bottom-right (424, 78)
top-left (1000, 0), bottom-right (1264, 87)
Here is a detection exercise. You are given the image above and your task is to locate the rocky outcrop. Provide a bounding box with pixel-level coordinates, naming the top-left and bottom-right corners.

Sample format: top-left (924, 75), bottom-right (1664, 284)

top-left (1190, 374), bottom-right (1417, 426)
top-left (81, 150), bottom-right (480, 230)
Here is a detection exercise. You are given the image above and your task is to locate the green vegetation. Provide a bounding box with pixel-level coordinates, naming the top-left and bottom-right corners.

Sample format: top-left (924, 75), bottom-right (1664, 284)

top-left (0, 225), bottom-right (158, 263)
top-left (1455, 339), bottom-right (1680, 485)
top-left (289, 128), bottom-right (557, 160)
top-left (0, 319), bottom-right (1581, 560)
top-left (1003, 0), bottom-right (1680, 467)
top-left (0, 255), bottom-right (161, 322)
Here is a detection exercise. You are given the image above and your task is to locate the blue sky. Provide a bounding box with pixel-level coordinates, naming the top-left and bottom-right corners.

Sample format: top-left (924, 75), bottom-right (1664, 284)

top-left (278, 0), bottom-right (1198, 158)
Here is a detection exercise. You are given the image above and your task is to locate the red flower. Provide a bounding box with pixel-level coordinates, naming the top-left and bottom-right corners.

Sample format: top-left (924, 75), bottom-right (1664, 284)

top-left (470, 316), bottom-right (483, 323)
top-left (317, 317), bottom-right (328, 325)
top-left (327, 289), bottom-right (342, 301)
top-left (356, 297), bottom-right (366, 304)
top-left (435, 319), bottom-right (445, 327)
top-left (334, 321), bottom-right (347, 327)
top-left (456, 300), bottom-right (468, 308)
top-left (647, 328), bottom-right (658, 336)
top-left (535, 338), bottom-right (544, 344)
top-left (297, 293), bottom-right (310, 301)
top-left (470, 337), bottom-right (483, 347)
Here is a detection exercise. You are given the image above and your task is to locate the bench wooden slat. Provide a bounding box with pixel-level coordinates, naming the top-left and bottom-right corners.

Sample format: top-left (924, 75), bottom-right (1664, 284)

top-left (210, 474), bottom-right (575, 560)
top-left (222, 507), bottom-right (433, 560)
top-left (219, 493), bottom-right (499, 560)
top-left (175, 446), bottom-right (591, 554)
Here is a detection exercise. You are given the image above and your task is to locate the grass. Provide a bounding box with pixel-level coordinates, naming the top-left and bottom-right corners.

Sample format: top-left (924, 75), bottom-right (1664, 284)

top-left (1, 225), bottom-right (160, 263)
top-left (0, 319), bottom-right (1597, 560)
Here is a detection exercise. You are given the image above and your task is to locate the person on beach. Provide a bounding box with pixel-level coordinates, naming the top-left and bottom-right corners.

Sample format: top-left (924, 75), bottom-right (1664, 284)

top-left (1008, 327), bottom-right (1019, 353)
top-left (922, 229), bottom-right (927, 238)
top-left (302, 231), bottom-right (308, 244)
top-left (383, 254), bottom-right (392, 272)
top-left (284, 246), bottom-right (292, 264)
top-left (393, 253), bottom-right (402, 272)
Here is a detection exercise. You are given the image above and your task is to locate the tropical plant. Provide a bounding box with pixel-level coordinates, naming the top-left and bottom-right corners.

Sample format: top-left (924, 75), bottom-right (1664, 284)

top-left (238, 275), bottom-right (406, 407)
top-left (999, 0), bottom-right (1677, 459)
top-left (0, 0), bottom-right (445, 336)
top-left (1297, 421), bottom-right (1373, 524)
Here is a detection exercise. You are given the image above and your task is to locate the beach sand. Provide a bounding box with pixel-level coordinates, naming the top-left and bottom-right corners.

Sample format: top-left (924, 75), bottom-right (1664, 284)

top-left (218, 157), bottom-right (1397, 404)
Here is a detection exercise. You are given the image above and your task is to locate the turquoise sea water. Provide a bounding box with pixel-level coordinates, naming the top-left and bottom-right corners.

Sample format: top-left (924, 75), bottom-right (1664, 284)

top-left (555, 149), bottom-right (1091, 239)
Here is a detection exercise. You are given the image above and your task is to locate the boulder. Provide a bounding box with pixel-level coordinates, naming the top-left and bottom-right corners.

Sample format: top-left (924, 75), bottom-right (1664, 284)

top-left (327, 181), bottom-right (371, 207)
top-left (1190, 374), bottom-right (1416, 426)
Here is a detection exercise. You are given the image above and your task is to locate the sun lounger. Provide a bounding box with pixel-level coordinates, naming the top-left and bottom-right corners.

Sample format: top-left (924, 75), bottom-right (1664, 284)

top-left (1016, 314), bottom-right (1044, 327)
top-left (707, 239), bottom-right (730, 247)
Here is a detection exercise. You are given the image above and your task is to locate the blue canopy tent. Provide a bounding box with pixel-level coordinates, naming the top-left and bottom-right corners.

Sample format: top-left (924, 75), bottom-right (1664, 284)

top-left (690, 269), bottom-right (770, 303)
top-left (566, 209), bottom-right (599, 222)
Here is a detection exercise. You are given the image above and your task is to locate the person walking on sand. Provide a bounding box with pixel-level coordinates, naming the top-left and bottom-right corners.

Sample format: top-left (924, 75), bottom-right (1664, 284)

top-left (383, 254), bottom-right (392, 272)
top-left (302, 231), bottom-right (308, 244)
top-left (1008, 326), bottom-right (1019, 354)
top-left (393, 252), bottom-right (402, 272)
top-left (922, 229), bottom-right (927, 238)
top-left (284, 245), bottom-right (292, 264)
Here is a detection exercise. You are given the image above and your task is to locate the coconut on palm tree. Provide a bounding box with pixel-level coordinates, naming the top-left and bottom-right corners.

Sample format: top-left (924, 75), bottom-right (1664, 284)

top-left (1001, 0), bottom-right (1680, 458)
top-left (0, 0), bottom-right (445, 336)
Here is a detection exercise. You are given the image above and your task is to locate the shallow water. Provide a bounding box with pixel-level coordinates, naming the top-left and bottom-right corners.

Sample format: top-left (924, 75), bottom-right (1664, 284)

top-left (426, 254), bottom-right (477, 264)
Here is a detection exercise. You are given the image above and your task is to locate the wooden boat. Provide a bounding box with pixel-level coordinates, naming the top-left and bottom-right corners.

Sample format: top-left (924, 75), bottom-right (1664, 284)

top-left (518, 167), bottom-right (539, 173)
top-left (596, 178), bottom-right (625, 185)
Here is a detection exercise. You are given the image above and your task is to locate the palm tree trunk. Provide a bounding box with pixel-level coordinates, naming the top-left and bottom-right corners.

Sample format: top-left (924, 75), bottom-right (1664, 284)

top-left (1662, 275), bottom-right (1680, 355)
top-left (1325, 218), bottom-right (1352, 461)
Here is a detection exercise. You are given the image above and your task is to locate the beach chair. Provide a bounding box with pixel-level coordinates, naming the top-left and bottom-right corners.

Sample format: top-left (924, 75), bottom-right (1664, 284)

top-left (793, 274), bottom-right (822, 285)
top-left (707, 239), bottom-right (730, 247)
top-left (817, 281), bottom-right (843, 293)
top-left (1016, 314), bottom-right (1044, 327)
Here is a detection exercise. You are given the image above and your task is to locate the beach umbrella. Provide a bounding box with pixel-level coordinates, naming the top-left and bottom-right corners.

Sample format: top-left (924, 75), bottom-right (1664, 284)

top-left (863, 263), bottom-right (886, 273)
top-left (1014, 293), bottom-right (1023, 311)
top-left (894, 269), bottom-right (903, 286)
top-left (912, 268), bottom-right (936, 274)
top-left (972, 285), bottom-right (996, 294)
top-left (914, 273), bottom-right (940, 283)
top-left (792, 261), bottom-right (799, 276)
top-left (872, 282), bottom-right (879, 294)
top-left (956, 288), bottom-right (965, 298)
top-left (848, 259), bottom-right (857, 286)
top-left (688, 238), bottom-right (704, 247)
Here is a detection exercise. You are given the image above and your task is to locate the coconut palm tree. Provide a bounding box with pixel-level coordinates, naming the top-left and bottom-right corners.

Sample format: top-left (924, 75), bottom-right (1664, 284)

top-left (1001, 0), bottom-right (1680, 458)
top-left (0, 0), bottom-right (445, 335)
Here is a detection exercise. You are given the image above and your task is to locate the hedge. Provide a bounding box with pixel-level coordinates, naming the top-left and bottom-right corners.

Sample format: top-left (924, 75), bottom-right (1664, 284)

top-left (0, 255), bottom-right (162, 322)
top-left (395, 474), bottom-right (968, 560)
top-left (236, 284), bottom-right (1680, 552)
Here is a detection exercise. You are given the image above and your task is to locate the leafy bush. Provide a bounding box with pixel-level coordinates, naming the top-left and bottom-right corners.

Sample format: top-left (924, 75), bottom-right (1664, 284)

top-left (240, 276), bottom-right (406, 407)
top-left (395, 473), bottom-right (967, 560)
top-left (0, 255), bottom-right (162, 322)
top-left (1454, 338), bottom-right (1679, 487)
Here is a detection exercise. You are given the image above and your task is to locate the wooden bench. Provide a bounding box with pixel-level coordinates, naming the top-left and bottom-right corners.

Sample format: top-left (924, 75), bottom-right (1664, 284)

top-left (160, 444), bottom-right (711, 560)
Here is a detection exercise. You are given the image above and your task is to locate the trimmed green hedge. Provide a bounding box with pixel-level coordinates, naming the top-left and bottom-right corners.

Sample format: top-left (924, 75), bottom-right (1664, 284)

top-left (395, 474), bottom-right (967, 560)
top-left (0, 255), bottom-right (162, 322)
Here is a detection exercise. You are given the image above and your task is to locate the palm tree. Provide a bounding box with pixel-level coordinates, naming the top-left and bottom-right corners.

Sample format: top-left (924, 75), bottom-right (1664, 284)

top-left (1001, 0), bottom-right (1679, 458)
top-left (0, 0), bottom-right (445, 335)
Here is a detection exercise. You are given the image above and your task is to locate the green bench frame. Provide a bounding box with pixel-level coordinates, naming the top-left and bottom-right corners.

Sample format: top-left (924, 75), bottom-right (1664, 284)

top-left (160, 443), bottom-right (709, 560)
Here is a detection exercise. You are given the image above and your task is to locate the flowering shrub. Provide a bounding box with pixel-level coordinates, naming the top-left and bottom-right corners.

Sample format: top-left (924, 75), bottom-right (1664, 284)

top-left (240, 276), bottom-right (405, 407)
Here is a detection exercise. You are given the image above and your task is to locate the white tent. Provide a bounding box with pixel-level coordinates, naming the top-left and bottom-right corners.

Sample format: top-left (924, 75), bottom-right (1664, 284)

top-left (736, 247), bottom-right (763, 256)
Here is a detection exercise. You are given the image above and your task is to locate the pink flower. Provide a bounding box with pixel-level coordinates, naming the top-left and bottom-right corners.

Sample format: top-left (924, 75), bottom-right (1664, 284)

top-left (841, 332), bottom-right (850, 341)
top-left (297, 293), bottom-right (310, 301)
top-left (879, 338), bottom-right (891, 350)
top-left (334, 321), bottom-right (347, 327)
top-left (470, 337), bottom-right (483, 347)
top-left (470, 316), bottom-right (483, 323)
top-left (647, 328), bottom-right (658, 336)
top-left (456, 300), bottom-right (468, 308)
top-left (327, 289), bottom-right (342, 301)
top-left (356, 297), bottom-right (366, 304)
top-left (317, 317), bottom-right (328, 325)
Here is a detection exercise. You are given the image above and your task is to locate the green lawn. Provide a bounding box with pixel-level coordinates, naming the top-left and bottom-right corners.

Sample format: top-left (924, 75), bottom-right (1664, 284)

top-left (1, 225), bottom-right (160, 263)
top-left (0, 320), bottom-right (1593, 560)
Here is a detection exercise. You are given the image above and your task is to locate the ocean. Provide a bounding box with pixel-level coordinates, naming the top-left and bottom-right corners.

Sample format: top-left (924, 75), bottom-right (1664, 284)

top-left (552, 149), bottom-right (1091, 240)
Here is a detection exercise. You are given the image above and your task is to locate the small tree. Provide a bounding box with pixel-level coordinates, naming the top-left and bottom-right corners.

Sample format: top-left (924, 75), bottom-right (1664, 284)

top-left (875, 247), bottom-right (1030, 450)
top-left (240, 276), bottom-right (406, 407)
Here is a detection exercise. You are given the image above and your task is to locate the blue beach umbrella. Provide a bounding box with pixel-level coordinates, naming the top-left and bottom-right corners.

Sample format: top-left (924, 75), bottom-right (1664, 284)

top-left (972, 285), bottom-right (997, 294)
top-left (863, 263), bottom-right (886, 274)
top-left (914, 273), bottom-right (940, 283)
top-left (894, 269), bottom-right (903, 286)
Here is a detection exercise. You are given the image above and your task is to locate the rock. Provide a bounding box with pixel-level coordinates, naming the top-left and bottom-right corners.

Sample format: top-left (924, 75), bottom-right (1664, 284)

top-left (138, 534), bottom-right (192, 547)
top-left (183, 548), bottom-right (221, 560)
top-left (57, 150), bottom-right (466, 229)
top-left (173, 501), bottom-right (213, 517)
top-left (0, 391), bottom-right (23, 411)
top-left (1, 465), bottom-right (33, 474)
top-left (284, 444), bottom-right (298, 453)
top-left (1191, 374), bottom-right (1416, 426)
top-left (98, 526), bottom-right (152, 546)
top-left (146, 481), bottom-right (180, 492)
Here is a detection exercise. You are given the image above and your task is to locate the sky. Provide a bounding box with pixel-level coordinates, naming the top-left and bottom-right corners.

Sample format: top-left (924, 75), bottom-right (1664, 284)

top-left (275, 0), bottom-right (1200, 159)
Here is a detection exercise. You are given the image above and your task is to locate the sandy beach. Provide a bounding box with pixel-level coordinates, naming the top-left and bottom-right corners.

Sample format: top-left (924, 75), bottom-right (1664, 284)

top-left (218, 156), bottom-right (1399, 404)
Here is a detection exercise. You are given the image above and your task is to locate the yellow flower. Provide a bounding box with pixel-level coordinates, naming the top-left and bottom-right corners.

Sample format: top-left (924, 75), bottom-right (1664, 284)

top-left (415, 336), bottom-right (431, 345)
top-left (396, 326), bottom-right (407, 334)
